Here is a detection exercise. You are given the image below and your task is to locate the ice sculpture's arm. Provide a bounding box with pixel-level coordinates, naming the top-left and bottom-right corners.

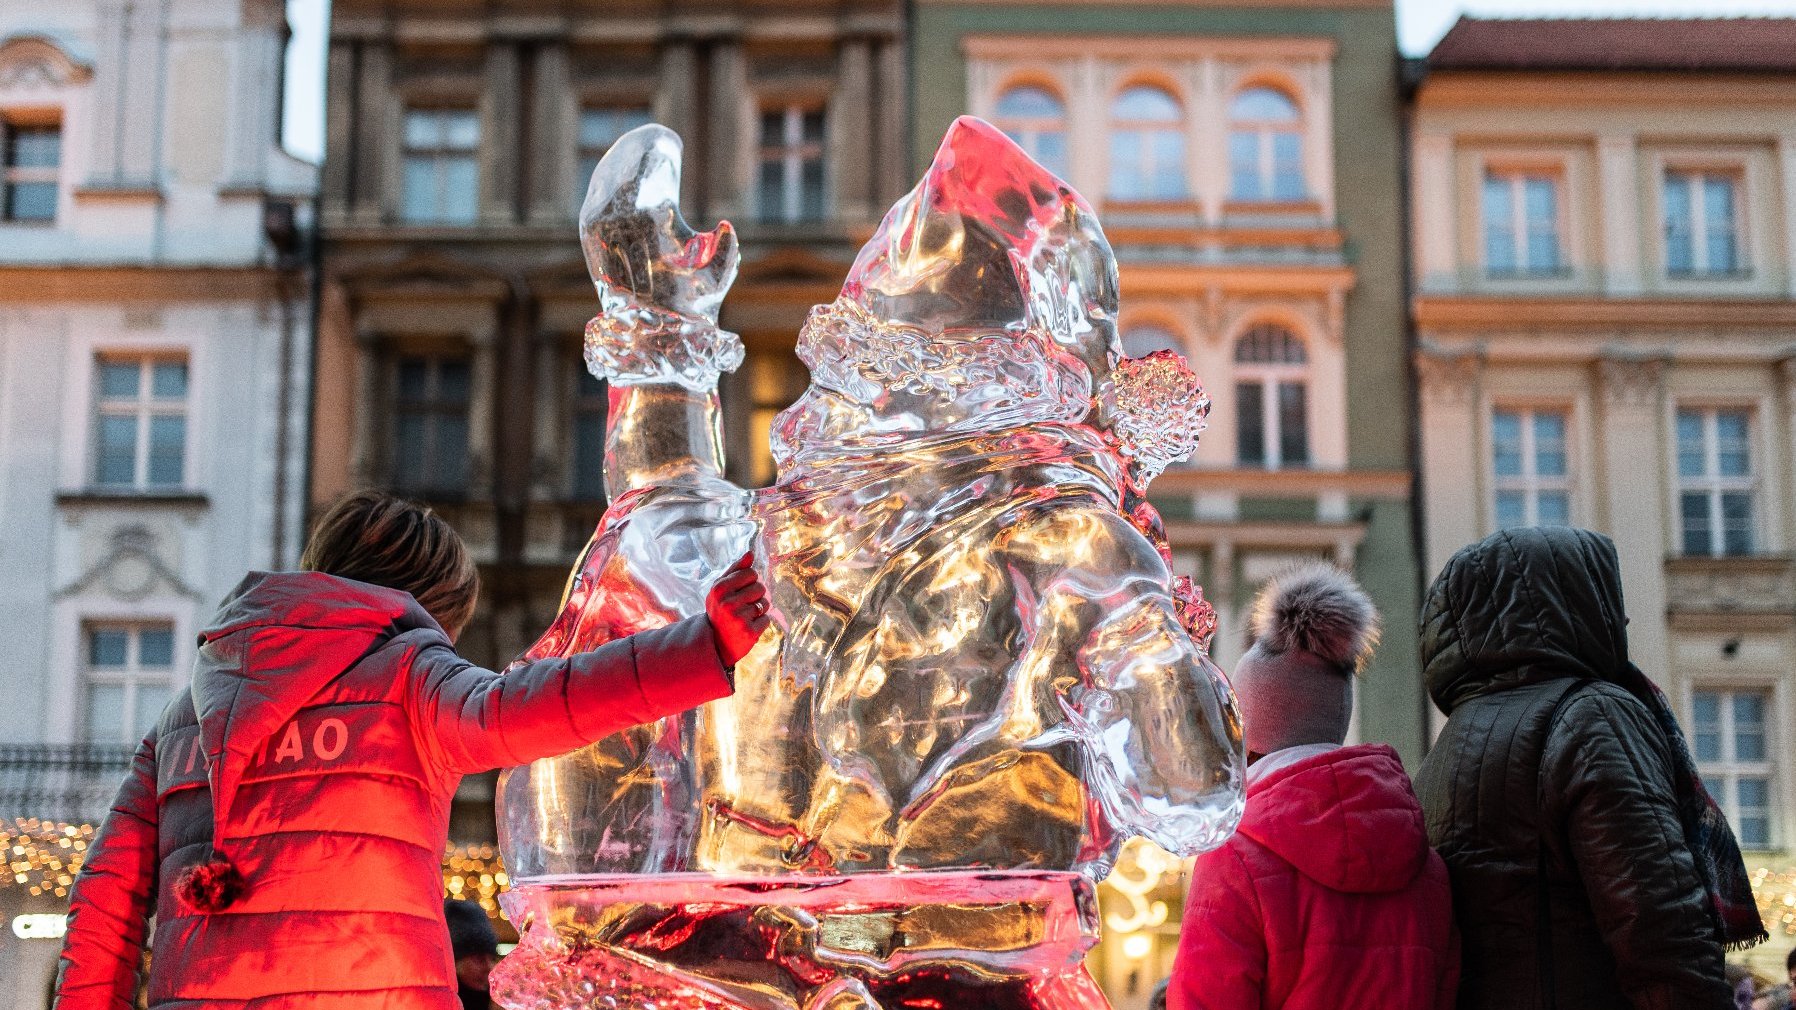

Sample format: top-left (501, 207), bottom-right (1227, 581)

top-left (57, 732), bottom-right (158, 1010)
top-left (412, 616), bottom-right (730, 774)
top-left (1169, 846), bottom-right (1267, 1010)
top-left (1026, 508), bottom-right (1243, 855)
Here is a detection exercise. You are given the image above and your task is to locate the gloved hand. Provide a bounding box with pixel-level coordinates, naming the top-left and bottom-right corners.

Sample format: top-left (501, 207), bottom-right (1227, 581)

top-left (706, 552), bottom-right (770, 668)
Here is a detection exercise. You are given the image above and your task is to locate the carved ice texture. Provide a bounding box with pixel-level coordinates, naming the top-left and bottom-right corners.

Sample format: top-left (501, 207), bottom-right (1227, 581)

top-left (493, 118), bottom-right (1244, 1010)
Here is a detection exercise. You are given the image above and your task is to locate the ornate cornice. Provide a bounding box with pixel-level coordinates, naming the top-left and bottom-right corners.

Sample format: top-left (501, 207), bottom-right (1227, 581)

top-left (1597, 351), bottom-right (1668, 409)
top-left (1415, 341), bottom-right (1484, 407)
top-left (0, 35), bottom-right (92, 89)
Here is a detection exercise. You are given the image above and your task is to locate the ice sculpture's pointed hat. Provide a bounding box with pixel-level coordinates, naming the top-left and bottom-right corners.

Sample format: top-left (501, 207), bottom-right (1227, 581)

top-left (840, 117), bottom-right (1121, 381)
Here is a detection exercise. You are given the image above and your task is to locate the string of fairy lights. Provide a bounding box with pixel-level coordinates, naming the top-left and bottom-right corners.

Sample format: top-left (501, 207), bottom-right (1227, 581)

top-left (12, 815), bottom-right (1796, 955)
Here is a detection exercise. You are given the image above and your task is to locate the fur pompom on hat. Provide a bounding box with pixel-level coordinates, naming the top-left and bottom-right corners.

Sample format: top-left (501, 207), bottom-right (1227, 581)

top-left (175, 854), bottom-right (246, 912)
top-left (1248, 563), bottom-right (1381, 674)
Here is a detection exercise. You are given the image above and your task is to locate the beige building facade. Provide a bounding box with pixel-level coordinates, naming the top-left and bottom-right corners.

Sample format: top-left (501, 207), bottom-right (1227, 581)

top-left (0, 0), bottom-right (314, 999)
top-left (1412, 19), bottom-right (1796, 958)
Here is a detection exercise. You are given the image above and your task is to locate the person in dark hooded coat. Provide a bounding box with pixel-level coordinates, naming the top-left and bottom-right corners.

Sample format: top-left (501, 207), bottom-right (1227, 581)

top-left (1414, 526), bottom-right (1764, 1010)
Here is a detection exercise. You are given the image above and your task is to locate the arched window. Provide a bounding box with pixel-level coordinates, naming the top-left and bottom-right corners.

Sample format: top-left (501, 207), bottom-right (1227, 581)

top-left (1109, 85), bottom-right (1186, 201)
top-left (1234, 323), bottom-right (1308, 469)
top-left (1120, 324), bottom-right (1181, 358)
top-left (994, 85), bottom-right (1068, 178)
top-left (1229, 87), bottom-right (1305, 202)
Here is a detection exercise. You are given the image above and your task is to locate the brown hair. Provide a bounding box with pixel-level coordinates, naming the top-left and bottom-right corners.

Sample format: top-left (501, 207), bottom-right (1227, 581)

top-left (300, 490), bottom-right (480, 639)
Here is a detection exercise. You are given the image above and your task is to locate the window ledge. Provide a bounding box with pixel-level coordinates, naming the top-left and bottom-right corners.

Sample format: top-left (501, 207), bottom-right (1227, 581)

top-left (1222, 199), bottom-right (1321, 216)
top-left (56, 488), bottom-right (209, 507)
top-left (1484, 268), bottom-right (1575, 281)
top-left (72, 183), bottom-right (164, 204)
top-left (1665, 270), bottom-right (1756, 282)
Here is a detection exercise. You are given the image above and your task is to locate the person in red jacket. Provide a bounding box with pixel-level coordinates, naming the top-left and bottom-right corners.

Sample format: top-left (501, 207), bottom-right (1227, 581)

top-left (54, 490), bottom-right (769, 1010)
top-left (1169, 563), bottom-right (1457, 1010)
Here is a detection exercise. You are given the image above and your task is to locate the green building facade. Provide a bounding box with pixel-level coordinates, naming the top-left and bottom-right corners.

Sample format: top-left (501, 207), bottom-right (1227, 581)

top-left (906, 4), bottom-right (1418, 997)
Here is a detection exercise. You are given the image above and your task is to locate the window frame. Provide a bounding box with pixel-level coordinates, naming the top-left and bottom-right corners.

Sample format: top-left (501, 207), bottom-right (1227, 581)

top-left (2, 120), bottom-right (60, 223)
top-left (1662, 167), bottom-right (1747, 279)
top-left (1489, 405), bottom-right (1573, 529)
top-left (756, 103), bottom-right (827, 225)
top-left (1107, 83), bottom-right (1187, 202)
top-left (992, 83), bottom-right (1068, 179)
top-left (92, 354), bottom-right (189, 490)
top-left (1481, 167), bottom-right (1568, 278)
top-left (81, 621), bottom-right (178, 745)
top-left (1675, 405), bottom-right (1758, 558)
top-left (575, 105), bottom-right (653, 215)
top-left (1233, 323), bottom-right (1309, 472)
top-left (399, 107), bottom-right (481, 225)
top-left (1691, 685), bottom-right (1775, 850)
top-left (569, 365), bottom-right (609, 502)
top-left (1227, 86), bottom-right (1305, 203)
top-left (390, 352), bottom-right (474, 497)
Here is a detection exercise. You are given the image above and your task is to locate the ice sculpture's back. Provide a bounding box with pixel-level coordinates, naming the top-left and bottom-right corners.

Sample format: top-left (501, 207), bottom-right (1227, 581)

top-left (493, 117), bottom-right (1243, 1010)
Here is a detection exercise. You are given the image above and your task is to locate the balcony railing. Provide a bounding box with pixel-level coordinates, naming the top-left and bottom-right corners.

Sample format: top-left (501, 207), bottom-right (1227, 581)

top-left (0, 743), bottom-right (135, 826)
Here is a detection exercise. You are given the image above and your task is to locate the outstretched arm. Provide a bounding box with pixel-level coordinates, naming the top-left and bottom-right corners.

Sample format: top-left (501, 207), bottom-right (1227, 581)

top-left (56, 733), bottom-right (159, 1010)
top-left (415, 561), bottom-right (766, 774)
top-left (1010, 507), bottom-right (1245, 856)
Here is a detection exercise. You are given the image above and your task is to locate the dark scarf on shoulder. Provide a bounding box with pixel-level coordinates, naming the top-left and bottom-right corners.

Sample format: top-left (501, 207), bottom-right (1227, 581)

top-left (1611, 662), bottom-right (1767, 950)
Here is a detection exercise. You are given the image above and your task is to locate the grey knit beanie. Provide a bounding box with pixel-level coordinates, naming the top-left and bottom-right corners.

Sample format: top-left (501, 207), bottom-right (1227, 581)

top-left (1235, 563), bottom-right (1381, 757)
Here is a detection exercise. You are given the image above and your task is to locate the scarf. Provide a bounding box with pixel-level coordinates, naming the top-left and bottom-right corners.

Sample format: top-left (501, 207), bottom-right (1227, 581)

top-left (1612, 662), bottom-right (1767, 950)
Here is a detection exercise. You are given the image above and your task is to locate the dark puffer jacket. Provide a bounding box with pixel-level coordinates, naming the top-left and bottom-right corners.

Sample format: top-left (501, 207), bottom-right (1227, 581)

top-left (56, 572), bottom-right (732, 1009)
top-left (1413, 527), bottom-right (1730, 1010)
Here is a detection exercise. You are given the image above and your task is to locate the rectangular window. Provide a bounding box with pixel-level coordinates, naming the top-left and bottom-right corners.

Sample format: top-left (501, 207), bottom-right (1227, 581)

top-left (1677, 407), bottom-right (1755, 557)
top-left (3, 122), bottom-right (59, 222)
top-left (94, 356), bottom-right (188, 489)
top-left (84, 622), bottom-right (176, 744)
top-left (747, 354), bottom-right (809, 485)
top-left (1235, 380), bottom-right (1265, 468)
top-left (401, 109), bottom-right (479, 224)
top-left (1491, 408), bottom-right (1571, 529)
top-left (1664, 170), bottom-right (1742, 276)
top-left (1483, 171), bottom-right (1562, 276)
top-left (757, 106), bottom-right (826, 224)
top-left (575, 107), bottom-right (653, 214)
top-left (1693, 688), bottom-right (1773, 849)
top-left (1235, 379), bottom-right (1308, 470)
top-left (392, 355), bottom-right (471, 495)
top-left (570, 368), bottom-right (608, 501)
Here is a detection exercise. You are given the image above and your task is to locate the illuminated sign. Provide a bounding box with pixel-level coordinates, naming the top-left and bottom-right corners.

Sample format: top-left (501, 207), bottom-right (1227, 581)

top-left (12, 913), bottom-right (68, 940)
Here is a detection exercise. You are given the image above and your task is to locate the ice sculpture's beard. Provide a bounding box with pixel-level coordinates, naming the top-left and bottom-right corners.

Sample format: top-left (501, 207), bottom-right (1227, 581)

top-left (772, 299), bottom-right (1097, 471)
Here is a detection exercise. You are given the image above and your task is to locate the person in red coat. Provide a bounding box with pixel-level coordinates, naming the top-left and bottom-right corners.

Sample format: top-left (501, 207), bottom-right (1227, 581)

top-left (1169, 564), bottom-right (1457, 1010)
top-left (54, 490), bottom-right (770, 1010)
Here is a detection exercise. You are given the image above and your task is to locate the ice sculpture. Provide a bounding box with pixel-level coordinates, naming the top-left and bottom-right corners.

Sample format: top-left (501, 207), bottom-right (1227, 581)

top-left (493, 117), bottom-right (1243, 1010)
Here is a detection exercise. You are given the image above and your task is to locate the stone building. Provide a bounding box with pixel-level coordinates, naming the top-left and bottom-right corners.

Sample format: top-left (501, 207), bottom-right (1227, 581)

top-left (1410, 15), bottom-right (1796, 968)
top-left (0, 0), bottom-right (314, 997)
top-left (310, 0), bottom-right (907, 838)
top-left (911, 0), bottom-right (1415, 1003)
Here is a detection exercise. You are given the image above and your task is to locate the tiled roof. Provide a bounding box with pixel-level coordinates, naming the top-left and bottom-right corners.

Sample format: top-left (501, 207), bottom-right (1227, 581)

top-left (1428, 16), bottom-right (1796, 73)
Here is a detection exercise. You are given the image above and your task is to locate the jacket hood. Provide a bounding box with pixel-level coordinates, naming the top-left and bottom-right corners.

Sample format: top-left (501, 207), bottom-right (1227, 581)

top-left (1239, 744), bottom-right (1428, 894)
top-left (1420, 526), bottom-right (1630, 715)
top-left (193, 572), bottom-right (444, 853)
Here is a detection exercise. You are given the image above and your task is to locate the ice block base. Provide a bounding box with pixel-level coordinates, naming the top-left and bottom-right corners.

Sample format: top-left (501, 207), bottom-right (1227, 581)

top-left (492, 871), bottom-right (1110, 1010)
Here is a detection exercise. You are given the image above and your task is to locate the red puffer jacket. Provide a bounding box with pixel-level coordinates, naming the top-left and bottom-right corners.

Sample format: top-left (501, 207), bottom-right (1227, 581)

top-left (1169, 744), bottom-right (1458, 1010)
top-left (55, 571), bottom-right (731, 1010)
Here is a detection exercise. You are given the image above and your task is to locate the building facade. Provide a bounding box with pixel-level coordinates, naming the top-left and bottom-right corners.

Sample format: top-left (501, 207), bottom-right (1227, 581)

top-left (912, 0), bottom-right (1415, 1004)
top-left (311, 0), bottom-right (908, 841)
top-left (0, 0), bottom-right (315, 998)
top-left (1411, 16), bottom-right (1796, 971)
